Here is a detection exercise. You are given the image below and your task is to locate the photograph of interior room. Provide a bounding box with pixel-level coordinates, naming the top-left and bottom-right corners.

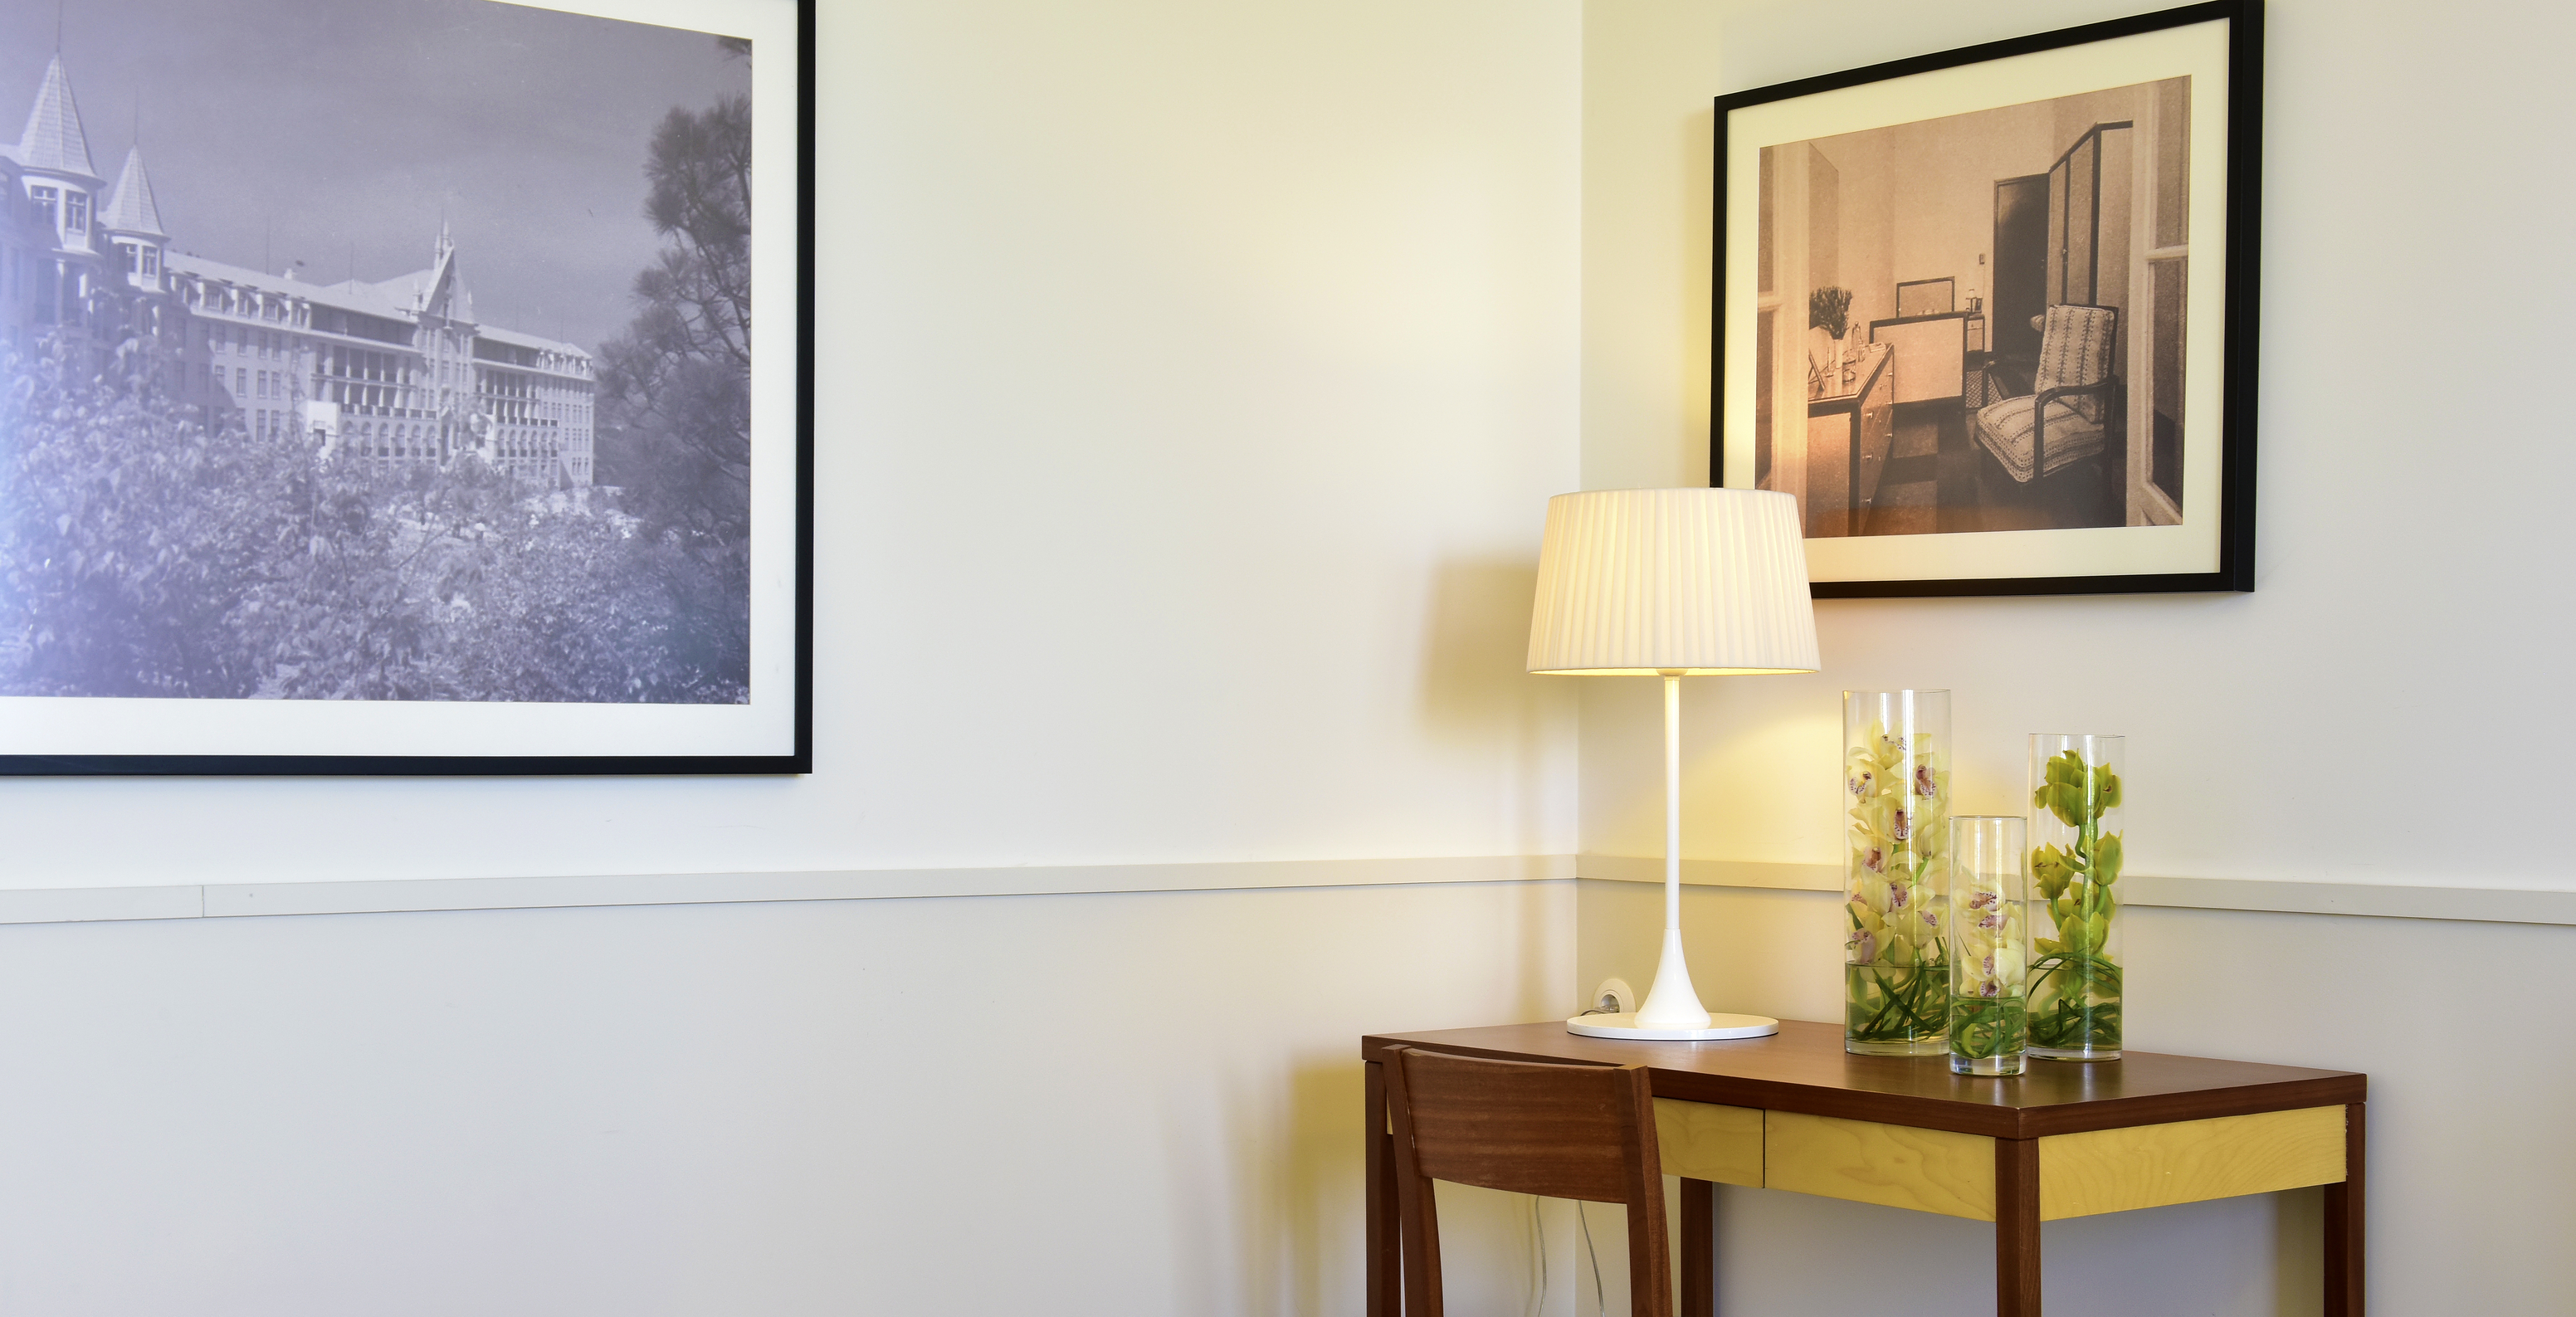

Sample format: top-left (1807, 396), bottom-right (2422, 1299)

top-left (0, 1), bottom-right (2559, 1314)
top-left (1756, 79), bottom-right (2190, 538)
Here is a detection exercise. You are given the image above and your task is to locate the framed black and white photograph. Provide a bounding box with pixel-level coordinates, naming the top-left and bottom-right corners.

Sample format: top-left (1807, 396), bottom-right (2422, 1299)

top-left (1713, 1), bottom-right (2258, 597)
top-left (0, 0), bottom-right (813, 773)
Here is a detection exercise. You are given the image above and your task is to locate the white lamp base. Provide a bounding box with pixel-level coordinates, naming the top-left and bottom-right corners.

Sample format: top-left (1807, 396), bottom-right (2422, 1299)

top-left (1564, 1012), bottom-right (1779, 1041)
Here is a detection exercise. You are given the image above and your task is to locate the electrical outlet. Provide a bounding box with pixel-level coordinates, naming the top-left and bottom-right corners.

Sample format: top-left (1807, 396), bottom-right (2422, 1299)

top-left (1590, 978), bottom-right (1636, 1016)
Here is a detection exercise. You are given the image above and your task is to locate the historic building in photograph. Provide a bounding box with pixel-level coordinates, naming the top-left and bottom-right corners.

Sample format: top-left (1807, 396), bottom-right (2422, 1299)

top-left (0, 51), bottom-right (597, 485)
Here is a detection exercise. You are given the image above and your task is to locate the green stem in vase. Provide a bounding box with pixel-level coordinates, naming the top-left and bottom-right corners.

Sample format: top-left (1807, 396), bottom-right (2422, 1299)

top-left (2029, 749), bottom-right (2125, 1052)
top-left (1950, 997), bottom-right (2027, 1059)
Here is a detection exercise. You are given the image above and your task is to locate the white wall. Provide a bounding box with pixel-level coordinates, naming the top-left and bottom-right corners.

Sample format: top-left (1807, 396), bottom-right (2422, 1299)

top-left (14, 2), bottom-right (2569, 1313)
top-left (0, 2), bottom-right (1591, 1314)
top-left (1583, 0), bottom-right (2576, 892)
top-left (1580, 0), bottom-right (2576, 1310)
top-left (7, 0), bottom-right (1583, 890)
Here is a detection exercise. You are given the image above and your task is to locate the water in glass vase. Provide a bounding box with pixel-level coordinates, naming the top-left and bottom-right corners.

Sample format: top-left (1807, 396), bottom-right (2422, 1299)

top-left (2027, 962), bottom-right (2124, 1060)
top-left (1845, 959), bottom-right (1948, 1056)
top-left (1949, 995), bottom-right (2027, 1076)
top-left (1844, 690), bottom-right (1953, 1056)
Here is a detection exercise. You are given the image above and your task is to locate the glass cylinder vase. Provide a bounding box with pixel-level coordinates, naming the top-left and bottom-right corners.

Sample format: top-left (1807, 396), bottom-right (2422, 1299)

top-left (1842, 690), bottom-right (1952, 1056)
top-left (2027, 734), bottom-right (2125, 1061)
top-left (1948, 817), bottom-right (2029, 1076)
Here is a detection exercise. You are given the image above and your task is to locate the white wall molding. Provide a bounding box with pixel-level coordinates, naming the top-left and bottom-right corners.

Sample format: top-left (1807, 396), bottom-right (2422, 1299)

top-left (0, 856), bottom-right (1581, 926)
top-left (5, 855), bottom-right (2569, 928)
top-left (1576, 856), bottom-right (2576, 928)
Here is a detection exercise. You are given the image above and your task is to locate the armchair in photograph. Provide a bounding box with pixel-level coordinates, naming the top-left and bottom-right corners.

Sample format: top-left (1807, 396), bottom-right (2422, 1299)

top-left (1971, 303), bottom-right (2121, 528)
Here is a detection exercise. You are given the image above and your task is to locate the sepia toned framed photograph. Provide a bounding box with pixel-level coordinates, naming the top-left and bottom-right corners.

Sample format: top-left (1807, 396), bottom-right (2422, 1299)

top-left (0, 0), bottom-right (813, 773)
top-left (1713, 0), bottom-right (2259, 598)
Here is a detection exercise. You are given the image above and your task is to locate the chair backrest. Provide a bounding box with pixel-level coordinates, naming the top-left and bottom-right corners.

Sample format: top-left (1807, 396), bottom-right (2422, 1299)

top-left (1383, 1045), bottom-right (1671, 1317)
top-left (2033, 303), bottom-right (2119, 422)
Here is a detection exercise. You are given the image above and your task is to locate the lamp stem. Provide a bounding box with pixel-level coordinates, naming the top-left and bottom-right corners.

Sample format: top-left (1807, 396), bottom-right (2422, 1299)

top-left (1665, 671), bottom-right (1681, 932)
top-left (1633, 671), bottom-right (1710, 1029)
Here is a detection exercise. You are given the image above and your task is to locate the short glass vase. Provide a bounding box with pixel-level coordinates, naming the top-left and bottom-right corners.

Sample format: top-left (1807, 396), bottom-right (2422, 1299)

top-left (1842, 690), bottom-right (1952, 1056)
top-left (2027, 734), bottom-right (2125, 1061)
top-left (1948, 816), bottom-right (2031, 1076)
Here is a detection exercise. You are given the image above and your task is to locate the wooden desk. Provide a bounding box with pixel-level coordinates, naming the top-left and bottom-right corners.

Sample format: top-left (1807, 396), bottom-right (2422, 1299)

top-left (1362, 1019), bottom-right (2365, 1317)
top-left (1807, 344), bottom-right (1893, 539)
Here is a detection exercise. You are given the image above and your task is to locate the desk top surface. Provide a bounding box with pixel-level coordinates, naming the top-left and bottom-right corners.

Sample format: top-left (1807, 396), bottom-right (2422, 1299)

top-left (1362, 1019), bottom-right (2364, 1139)
top-left (1809, 343), bottom-right (1891, 413)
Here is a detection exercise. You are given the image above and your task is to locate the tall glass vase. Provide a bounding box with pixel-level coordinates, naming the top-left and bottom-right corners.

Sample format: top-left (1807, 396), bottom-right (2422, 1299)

top-left (2027, 734), bottom-right (2125, 1061)
top-left (1949, 817), bottom-right (2029, 1076)
top-left (1843, 690), bottom-right (1951, 1056)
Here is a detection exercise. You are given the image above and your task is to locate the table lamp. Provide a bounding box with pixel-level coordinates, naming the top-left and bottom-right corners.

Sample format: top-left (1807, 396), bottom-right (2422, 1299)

top-left (1527, 488), bottom-right (1820, 1040)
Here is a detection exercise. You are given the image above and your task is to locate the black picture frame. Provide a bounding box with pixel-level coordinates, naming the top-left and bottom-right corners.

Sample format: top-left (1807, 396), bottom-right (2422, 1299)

top-left (1711, 0), bottom-right (2261, 598)
top-left (0, 0), bottom-right (815, 775)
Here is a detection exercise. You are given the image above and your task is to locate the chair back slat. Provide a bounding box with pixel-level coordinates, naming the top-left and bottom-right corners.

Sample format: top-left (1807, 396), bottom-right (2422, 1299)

top-left (1392, 1048), bottom-right (1647, 1201)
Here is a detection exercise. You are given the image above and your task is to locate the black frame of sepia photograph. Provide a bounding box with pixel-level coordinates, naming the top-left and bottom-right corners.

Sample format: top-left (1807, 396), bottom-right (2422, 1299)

top-left (0, 0), bottom-right (815, 776)
top-left (1710, 0), bottom-right (2260, 598)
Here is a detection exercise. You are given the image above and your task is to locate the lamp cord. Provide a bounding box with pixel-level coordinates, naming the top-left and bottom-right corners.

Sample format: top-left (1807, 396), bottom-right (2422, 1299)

top-left (1526, 1196), bottom-right (1548, 1317)
top-left (1577, 1200), bottom-right (1606, 1317)
top-left (1528, 1196), bottom-right (1610, 1316)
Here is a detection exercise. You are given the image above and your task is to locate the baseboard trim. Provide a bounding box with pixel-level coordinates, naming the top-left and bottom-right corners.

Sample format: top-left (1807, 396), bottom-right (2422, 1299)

top-left (1575, 856), bottom-right (2576, 927)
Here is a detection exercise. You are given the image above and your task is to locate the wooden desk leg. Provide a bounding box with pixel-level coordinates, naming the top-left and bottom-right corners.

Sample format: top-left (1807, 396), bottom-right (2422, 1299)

top-left (1994, 1137), bottom-right (2042, 1316)
top-left (1366, 1061), bottom-right (1398, 1317)
top-left (2325, 1101), bottom-right (2366, 1316)
top-left (1680, 1177), bottom-right (1715, 1316)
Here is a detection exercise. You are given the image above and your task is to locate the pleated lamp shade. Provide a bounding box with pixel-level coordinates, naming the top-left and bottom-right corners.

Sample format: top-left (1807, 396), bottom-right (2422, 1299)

top-left (1526, 488), bottom-right (1820, 676)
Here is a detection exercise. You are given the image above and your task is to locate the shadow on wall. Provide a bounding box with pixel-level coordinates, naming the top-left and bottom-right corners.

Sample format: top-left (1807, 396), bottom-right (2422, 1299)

top-left (1417, 559), bottom-right (1545, 737)
top-left (1166, 1056), bottom-right (1542, 1315)
top-left (1168, 882), bottom-right (1578, 1315)
top-left (1417, 558), bottom-right (1569, 853)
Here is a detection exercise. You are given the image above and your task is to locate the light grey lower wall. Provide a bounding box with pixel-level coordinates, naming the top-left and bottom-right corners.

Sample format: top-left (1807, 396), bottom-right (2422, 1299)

top-left (1574, 878), bottom-right (2576, 1315)
top-left (0, 877), bottom-right (1574, 1317)
top-left (9, 859), bottom-right (2558, 1315)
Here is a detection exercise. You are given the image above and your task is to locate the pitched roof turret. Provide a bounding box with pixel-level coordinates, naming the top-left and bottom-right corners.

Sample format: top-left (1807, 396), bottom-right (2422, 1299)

top-left (101, 146), bottom-right (164, 237)
top-left (17, 54), bottom-right (96, 178)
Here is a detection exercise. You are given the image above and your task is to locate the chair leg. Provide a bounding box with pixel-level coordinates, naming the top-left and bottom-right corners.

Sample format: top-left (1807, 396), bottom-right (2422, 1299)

top-left (1627, 1197), bottom-right (1672, 1317)
top-left (1365, 1062), bottom-right (1398, 1317)
top-left (1398, 1179), bottom-right (1442, 1317)
top-left (1383, 1056), bottom-right (1445, 1317)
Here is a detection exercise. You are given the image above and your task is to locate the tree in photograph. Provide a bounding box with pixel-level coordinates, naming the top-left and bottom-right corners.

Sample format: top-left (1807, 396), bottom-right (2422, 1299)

top-left (594, 87), bottom-right (754, 695)
top-left (0, 329), bottom-right (753, 705)
top-left (0, 337), bottom-right (302, 698)
top-left (597, 94), bottom-right (751, 539)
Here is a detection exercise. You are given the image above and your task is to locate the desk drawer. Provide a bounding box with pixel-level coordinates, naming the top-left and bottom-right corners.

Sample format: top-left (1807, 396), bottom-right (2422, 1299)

top-left (2039, 1105), bottom-right (2347, 1220)
top-left (1744, 1104), bottom-right (2348, 1222)
top-left (1765, 1110), bottom-right (1997, 1220)
top-left (1653, 1099), bottom-right (1763, 1187)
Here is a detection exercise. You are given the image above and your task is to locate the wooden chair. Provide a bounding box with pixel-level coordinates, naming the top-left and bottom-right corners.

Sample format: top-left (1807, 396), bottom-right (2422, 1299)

top-left (1381, 1044), bottom-right (1671, 1317)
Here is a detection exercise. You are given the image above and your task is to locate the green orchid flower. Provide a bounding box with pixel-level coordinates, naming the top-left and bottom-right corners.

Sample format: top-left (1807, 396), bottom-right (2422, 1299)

top-left (2025, 744), bottom-right (2125, 1055)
